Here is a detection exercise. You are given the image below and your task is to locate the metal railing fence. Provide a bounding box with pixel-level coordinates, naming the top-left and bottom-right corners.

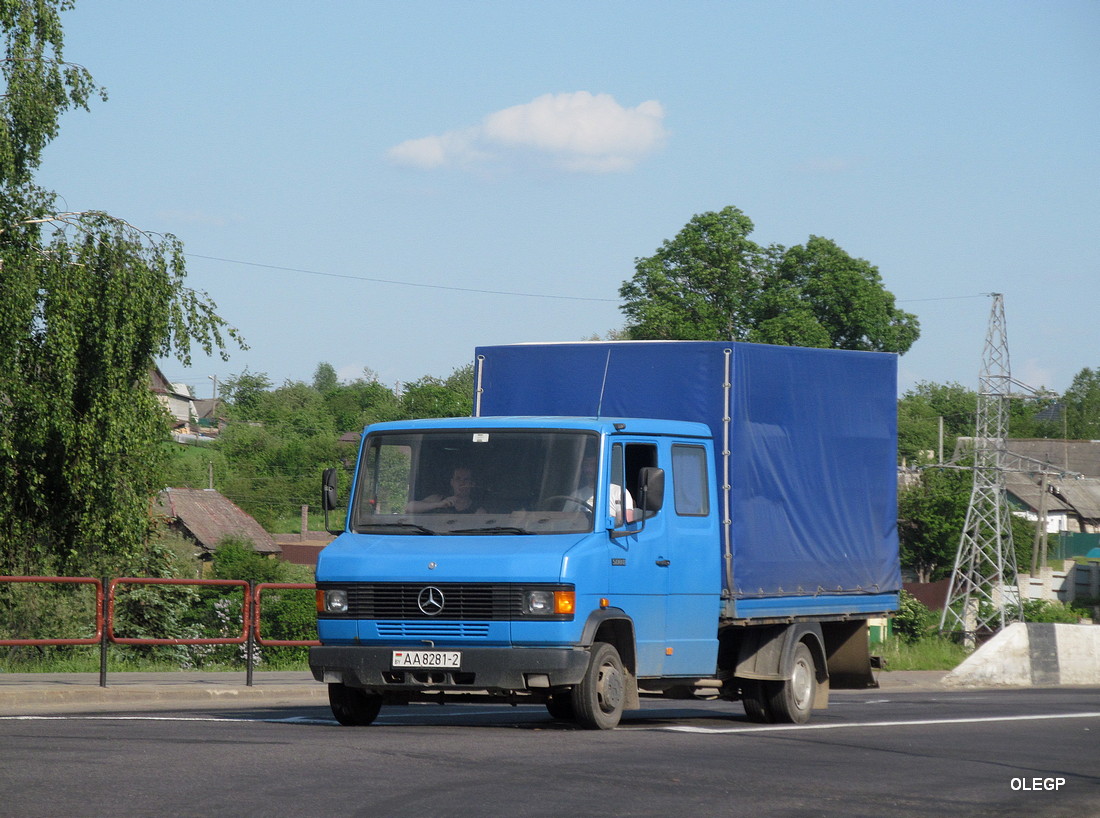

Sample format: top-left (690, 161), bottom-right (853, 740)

top-left (0, 575), bottom-right (319, 687)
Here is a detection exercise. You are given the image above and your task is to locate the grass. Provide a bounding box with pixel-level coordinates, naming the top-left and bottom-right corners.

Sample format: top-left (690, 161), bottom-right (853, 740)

top-left (263, 509), bottom-right (344, 535)
top-left (1, 647), bottom-right (310, 674)
top-left (876, 635), bottom-right (970, 671)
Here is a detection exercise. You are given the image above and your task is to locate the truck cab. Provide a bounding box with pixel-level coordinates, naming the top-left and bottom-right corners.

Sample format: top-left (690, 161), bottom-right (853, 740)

top-left (310, 416), bottom-right (722, 729)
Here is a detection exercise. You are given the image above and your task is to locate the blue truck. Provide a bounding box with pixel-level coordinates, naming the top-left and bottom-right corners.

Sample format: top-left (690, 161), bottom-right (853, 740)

top-left (310, 341), bottom-right (901, 729)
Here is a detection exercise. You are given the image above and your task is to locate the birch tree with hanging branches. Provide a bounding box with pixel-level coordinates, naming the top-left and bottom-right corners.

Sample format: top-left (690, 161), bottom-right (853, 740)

top-left (0, 1), bottom-right (243, 575)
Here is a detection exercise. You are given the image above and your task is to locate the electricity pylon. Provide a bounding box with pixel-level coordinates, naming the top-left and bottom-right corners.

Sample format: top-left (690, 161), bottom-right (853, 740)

top-left (940, 294), bottom-right (1022, 642)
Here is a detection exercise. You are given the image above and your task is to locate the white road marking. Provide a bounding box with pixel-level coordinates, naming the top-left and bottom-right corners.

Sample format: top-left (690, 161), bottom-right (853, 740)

top-left (654, 711), bottom-right (1100, 734)
top-left (2, 711), bottom-right (1098, 731)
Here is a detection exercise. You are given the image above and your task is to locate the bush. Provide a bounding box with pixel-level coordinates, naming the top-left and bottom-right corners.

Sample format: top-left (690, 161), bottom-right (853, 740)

top-left (878, 635), bottom-right (969, 670)
top-left (1022, 599), bottom-right (1086, 624)
top-left (0, 577), bottom-right (99, 667)
top-left (196, 537), bottom-right (316, 667)
top-left (893, 591), bottom-right (938, 642)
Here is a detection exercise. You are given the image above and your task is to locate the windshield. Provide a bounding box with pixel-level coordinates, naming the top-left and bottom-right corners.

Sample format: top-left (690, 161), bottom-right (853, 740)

top-left (350, 429), bottom-right (598, 535)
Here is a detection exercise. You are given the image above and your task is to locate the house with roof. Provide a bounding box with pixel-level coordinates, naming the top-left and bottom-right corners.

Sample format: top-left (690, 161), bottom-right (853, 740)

top-left (154, 487), bottom-right (280, 561)
top-left (949, 438), bottom-right (1100, 539)
top-left (149, 366), bottom-right (196, 427)
top-left (1000, 439), bottom-right (1100, 538)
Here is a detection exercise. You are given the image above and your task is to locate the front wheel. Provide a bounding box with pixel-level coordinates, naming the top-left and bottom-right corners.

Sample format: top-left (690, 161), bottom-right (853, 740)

top-left (328, 683), bottom-right (383, 726)
top-left (765, 642), bottom-right (817, 724)
top-left (572, 642), bottom-right (627, 730)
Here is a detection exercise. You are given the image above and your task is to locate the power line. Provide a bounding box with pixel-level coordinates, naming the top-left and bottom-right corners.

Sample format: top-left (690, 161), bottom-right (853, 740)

top-left (185, 253), bottom-right (619, 303)
top-left (895, 294), bottom-right (989, 303)
top-left (187, 252), bottom-right (988, 308)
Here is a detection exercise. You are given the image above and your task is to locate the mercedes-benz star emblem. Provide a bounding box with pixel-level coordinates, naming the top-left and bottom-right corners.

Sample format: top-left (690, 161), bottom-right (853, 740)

top-left (417, 586), bottom-right (445, 616)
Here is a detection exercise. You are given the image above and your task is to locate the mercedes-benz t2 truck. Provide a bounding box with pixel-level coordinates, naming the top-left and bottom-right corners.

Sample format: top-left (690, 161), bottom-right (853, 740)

top-left (310, 341), bottom-right (900, 729)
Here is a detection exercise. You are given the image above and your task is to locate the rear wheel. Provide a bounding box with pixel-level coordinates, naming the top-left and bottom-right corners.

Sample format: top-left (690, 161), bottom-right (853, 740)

top-left (765, 642), bottom-right (817, 724)
top-left (328, 683), bottom-right (383, 726)
top-left (571, 642), bottom-right (626, 730)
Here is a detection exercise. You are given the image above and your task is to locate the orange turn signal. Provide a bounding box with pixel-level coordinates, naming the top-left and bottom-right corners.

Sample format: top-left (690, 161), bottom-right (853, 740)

top-left (554, 591), bottom-right (576, 615)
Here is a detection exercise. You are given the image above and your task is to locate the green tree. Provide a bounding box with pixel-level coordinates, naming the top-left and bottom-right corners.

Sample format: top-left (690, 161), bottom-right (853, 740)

top-left (322, 376), bottom-right (402, 432)
top-left (897, 382), bottom-right (977, 465)
top-left (0, 2), bottom-right (241, 575)
top-left (619, 207), bottom-right (919, 353)
top-left (1062, 367), bottom-right (1100, 440)
top-left (619, 206), bottom-right (775, 341)
top-left (400, 363), bottom-right (474, 419)
top-left (0, 0), bottom-right (103, 196)
top-left (312, 361), bottom-right (339, 393)
top-left (219, 368), bottom-right (273, 419)
top-left (898, 467), bottom-right (971, 582)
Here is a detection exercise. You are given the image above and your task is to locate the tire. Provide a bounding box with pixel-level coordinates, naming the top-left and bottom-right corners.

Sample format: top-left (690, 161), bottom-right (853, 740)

top-left (739, 678), bottom-right (774, 723)
top-left (545, 689), bottom-right (576, 722)
top-left (571, 642), bottom-right (626, 730)
top-left (765, 642), bottom-right (817, 724)
top-left (328, 683), bottom-right (383, 726)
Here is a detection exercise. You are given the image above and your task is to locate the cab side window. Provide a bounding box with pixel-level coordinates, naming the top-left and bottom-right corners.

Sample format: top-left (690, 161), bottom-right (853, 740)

top-left (610, 442), bottom-right (659, 524)
top-left (672, 444), bottom-right (709, 516)
top-left (623, 442), bottom-right (658, 519)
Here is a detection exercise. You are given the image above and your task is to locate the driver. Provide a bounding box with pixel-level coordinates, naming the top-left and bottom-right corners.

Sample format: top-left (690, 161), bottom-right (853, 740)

top-left (406, 466), bottom-right (485, 514)
top-left (571, 453), bottom-right (635, 524)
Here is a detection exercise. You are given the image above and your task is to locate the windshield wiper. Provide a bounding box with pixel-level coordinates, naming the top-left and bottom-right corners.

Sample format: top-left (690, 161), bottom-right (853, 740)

top-left (355, 521), bottom-right (439, 535)
top-left (450, 526), bottom-right (533, 535)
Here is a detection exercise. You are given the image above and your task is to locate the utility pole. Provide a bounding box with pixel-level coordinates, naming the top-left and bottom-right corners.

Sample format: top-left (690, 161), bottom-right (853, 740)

top-left (940, 294), bottom-right (1021, 644)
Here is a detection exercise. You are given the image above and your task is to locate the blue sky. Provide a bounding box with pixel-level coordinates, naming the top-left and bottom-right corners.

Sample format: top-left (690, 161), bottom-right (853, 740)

top-left (38, 1), bottom-right (1099, 400)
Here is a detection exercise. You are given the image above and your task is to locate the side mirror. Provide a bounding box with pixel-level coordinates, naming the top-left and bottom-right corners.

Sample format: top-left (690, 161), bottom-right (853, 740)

top-left (321, 468), bottom-right (338, 511)
top-left (321, 467), bottom-right (343, 535)
top-left (610, 467), bottom-right (665, 539)
top-left (639, 467), bottom-right (665, 514)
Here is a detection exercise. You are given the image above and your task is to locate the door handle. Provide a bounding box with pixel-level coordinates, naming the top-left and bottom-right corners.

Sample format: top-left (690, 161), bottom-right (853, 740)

top-left (655, 559), bottom-right (671, 567)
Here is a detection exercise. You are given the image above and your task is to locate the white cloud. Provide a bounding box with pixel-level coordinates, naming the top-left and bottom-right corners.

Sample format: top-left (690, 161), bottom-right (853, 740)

top-left (387, 92), bottom-right (667, 173)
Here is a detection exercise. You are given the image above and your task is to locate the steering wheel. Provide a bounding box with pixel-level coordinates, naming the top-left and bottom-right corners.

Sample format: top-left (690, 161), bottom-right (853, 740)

top-left (539, 495), bottom-right (594, 513)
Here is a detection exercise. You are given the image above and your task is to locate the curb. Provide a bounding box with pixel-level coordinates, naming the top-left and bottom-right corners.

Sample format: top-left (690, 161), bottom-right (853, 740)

top-left (944, 622), bottom-right (1100, 688)
top-left (0, 685), bottom-right (329, 712)
top-left (0, 670), bottom-right (951, 713)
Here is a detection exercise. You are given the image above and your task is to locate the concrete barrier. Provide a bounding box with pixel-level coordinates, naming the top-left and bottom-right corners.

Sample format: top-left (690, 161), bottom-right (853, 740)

top-left (944, 622), bottom-right (1100, 688)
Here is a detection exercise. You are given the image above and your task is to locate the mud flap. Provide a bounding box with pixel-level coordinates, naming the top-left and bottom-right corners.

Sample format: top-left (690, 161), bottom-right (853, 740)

top-left (823, 620), bottom-right (879, 689)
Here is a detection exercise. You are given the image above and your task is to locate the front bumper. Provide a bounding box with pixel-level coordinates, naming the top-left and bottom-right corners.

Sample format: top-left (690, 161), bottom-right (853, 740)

top-left (310, 645), bottom-right (590, 693)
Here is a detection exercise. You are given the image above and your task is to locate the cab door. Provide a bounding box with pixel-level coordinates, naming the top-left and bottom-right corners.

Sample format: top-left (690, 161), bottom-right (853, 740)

top-left (606, 439), bottom-right (721, 679)
top-left (605, 440), bottom-right (667, 677)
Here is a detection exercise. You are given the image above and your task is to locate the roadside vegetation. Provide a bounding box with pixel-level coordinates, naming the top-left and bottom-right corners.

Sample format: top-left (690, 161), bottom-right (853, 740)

top-left (3, 3), bottom-right (1097, 675)
top-left (1, 538), bottom-right (315, 673)
top-left (875, 592), bottom-right (1091, 672)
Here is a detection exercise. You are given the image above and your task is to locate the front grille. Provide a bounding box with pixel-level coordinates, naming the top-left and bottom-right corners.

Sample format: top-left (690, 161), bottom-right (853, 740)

top-left (375, 621), bottom-right (491, 638)
top-left (318, 582), bottom-right (571, 621)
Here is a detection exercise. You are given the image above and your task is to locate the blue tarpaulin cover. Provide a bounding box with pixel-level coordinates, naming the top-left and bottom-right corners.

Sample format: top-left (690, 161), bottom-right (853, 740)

top-left (474, 341), bottom-right (901, 600)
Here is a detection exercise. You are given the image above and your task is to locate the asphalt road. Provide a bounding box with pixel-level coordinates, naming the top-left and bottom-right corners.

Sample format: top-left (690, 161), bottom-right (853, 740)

top-left (2, 686), bottom-right (1098, 817)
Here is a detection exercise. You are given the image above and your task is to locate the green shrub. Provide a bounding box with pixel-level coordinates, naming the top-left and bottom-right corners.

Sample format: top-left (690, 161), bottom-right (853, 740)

top-left (878, 635), bottom-right (969, 670)
top-left (1022, 599), bottom-right (1086, 624)
top-left (893, 591), bottom-right (938, 642)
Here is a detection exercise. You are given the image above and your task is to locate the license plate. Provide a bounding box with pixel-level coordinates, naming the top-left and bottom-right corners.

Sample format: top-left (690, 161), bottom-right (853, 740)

top-left (392, 650), bottom-right (461, 668)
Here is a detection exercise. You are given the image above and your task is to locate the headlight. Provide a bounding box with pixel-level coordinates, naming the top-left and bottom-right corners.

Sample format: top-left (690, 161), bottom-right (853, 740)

top-left (321, 589), bottom-right (348, 614)
top-left (524, 590), bottom-right (555, 615)
top-left (523, 589), bottom-right (575, 616)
